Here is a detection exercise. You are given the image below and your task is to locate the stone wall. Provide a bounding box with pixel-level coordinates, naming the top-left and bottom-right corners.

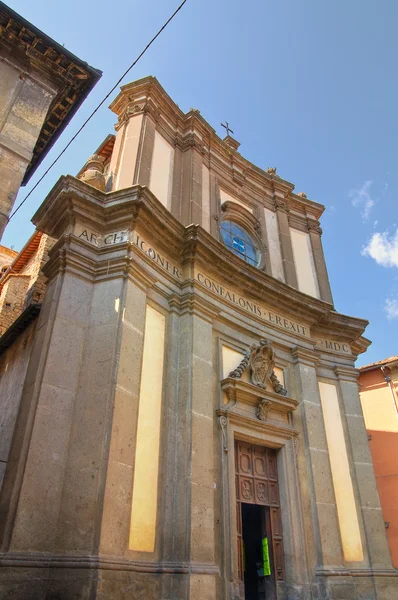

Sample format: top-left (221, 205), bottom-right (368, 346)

top-left (0, 234), bottom-right (54, 336)
top-left (0, 60), bottom-right (56, 238)
top-left (0, 321), bottom-right (36, 490)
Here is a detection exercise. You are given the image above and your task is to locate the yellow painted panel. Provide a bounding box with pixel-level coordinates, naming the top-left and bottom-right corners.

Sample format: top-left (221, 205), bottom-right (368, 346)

top-left (290, 228), bottom-right (320, 298)
top-left (149, 130), bottom-right (174, 209)
top-left (202, 164), bottom-right (211, 232)
top-left (264, 207), bottom-right (285, 282)
top-left (319, 381), bottom-right (363, 562)
top-left (274, 366), bottom-right (285, 387)
top-left (219, 188), bottom-right (253, 213)
top-left (222, 346), bottom-right (247, 380)
top-left (116, 114), bottom-right (143, 190)
top-left (129, 305), bottom-right (166, 552)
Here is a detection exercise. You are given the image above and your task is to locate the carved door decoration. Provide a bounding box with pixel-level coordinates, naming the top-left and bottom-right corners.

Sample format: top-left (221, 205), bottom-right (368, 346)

top-left (235, 441), bottom-right (284, 583)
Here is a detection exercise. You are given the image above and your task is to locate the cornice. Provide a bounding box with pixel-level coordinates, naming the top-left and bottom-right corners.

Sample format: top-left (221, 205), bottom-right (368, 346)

top-left (220, 378), bottom-right (298, 413)
top-left (107, 77), bottom-right (326, 219)
top-left (32, 177), bottom-right (369, 346)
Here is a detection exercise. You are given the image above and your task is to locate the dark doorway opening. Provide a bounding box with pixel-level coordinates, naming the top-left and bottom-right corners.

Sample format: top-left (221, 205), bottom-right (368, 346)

top-left (241, 503), bottom-right (276, 600)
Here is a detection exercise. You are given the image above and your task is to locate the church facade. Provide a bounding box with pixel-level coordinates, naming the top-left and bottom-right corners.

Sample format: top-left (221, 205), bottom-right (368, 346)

top-left (0, 77), bottom-right (396, 599)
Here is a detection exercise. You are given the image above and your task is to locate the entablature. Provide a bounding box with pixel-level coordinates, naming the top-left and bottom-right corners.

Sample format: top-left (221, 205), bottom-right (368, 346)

top-left (32, 175), bottom-right (369, 355)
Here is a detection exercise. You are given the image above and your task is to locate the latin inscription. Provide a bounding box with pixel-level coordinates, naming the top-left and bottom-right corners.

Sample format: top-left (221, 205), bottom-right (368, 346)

top-left (317, 339), bottom-right (351, 354)
top-left (75, 227), bottom-right (181, 280)
top-left (196, 271), bottom-right (309, 337)
top-left (131, 233), bottom-right (181, 279)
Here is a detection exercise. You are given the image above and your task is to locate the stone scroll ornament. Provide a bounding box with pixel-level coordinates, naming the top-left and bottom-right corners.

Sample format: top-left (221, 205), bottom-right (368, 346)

top-left (228, 339), bottom-right (287, 396)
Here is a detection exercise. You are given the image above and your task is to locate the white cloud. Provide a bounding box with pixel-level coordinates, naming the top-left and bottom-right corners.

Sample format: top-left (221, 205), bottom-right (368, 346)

top-left (362, 229), bottom-right (398, 267)
top-left (385, 297), bottom-right (398, 320)
top-left (349, 180), bottom-right (375, 220)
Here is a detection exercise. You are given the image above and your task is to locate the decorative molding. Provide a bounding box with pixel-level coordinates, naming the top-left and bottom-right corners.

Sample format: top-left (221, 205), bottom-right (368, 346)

top-left (334, 366), bottom-right (360, 383)
top-left (257, 398), bottom-right (272, 422)
top-left (221, 378), bottom-right (298, 414)
top-left (315, 566), bottom-right (398, 578)
top-left (229, 339), bottom-right (287, 396)
top-left (31, 177), bottom-right (370, 353)
top-left (292, 346), bottom-right (319, 367)
top-left (307, 219), bottom-right (323, 235)
top-left (0, 552), bottom-right (220, 575)
top-left (218, 415), bottom-right (229, 453)
top-left (273, 197), bottom-right (289, 214)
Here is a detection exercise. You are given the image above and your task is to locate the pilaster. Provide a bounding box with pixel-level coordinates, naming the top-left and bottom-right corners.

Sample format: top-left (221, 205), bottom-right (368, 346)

top-left (254, 203), bottom-right (273, 275)
top-left (134, 114), bottom-right (156, 187)
top-left (291, 346), bottom-right (345, 569)
top-left (308, 222), bottom-right (333, 305)
top-left (181, 140), bottom-right (203, 227)
top-left (334, 366), bottom-right (394, 571)
top-left (274, 194), bottom-right (298, 288)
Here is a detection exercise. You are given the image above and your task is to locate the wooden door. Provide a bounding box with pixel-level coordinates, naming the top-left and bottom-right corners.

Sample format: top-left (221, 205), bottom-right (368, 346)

top-left (235, 441), bottom-right (285, 585)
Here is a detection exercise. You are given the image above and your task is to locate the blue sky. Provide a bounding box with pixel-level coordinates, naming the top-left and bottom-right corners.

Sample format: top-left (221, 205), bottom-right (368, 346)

top-left (3, 0), bottom-right (397, 366)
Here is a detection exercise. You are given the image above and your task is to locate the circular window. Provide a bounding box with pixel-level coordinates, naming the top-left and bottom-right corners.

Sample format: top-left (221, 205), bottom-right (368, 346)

top-left (220, 220), bottom-right (259, 266)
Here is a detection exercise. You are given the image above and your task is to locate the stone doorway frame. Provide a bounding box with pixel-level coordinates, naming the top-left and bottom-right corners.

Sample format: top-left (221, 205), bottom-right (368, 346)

top-left (217, 410), bottom-right (311, 600)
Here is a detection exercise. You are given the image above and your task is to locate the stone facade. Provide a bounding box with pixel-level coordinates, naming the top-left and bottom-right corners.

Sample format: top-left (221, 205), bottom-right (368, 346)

top-left (0, 77), bottom-right (396, 599)
top-left (0, 2), bottom-right (101, 239)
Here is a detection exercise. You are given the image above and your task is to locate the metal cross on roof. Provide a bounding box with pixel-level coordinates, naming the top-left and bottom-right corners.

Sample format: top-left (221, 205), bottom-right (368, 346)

top-left (221, 121), bottom-right (234, 137)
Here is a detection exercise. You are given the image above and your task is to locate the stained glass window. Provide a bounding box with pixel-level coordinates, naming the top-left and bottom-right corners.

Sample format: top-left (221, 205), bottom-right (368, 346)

top-left (220, 220), bottom-right (259, 266)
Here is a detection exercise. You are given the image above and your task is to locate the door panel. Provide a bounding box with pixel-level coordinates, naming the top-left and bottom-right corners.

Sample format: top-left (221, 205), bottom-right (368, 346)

top-left (235, 441), bottom-right (285, 588)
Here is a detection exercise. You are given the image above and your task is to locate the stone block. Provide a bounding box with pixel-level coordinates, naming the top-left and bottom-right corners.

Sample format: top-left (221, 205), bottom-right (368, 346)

top-left (310, 448), bottom-right (336, 504)
top-left (42, 317), bottom-right (85, 392)
top-left (108, 388), bottom-right (139, 467)
top-left (45, 567), bottom-right (95, 600)
top-left (192, 354), bottom-right (213, 418)
top-left (303, 401), bottom-right (328, 449)
top-left (354, 577), bottom-right (376, 600)
top-left (340, 380), bottom-right (363, 416)
top-left (189, 573), bottom-right (217, 600)
top-left (96, 569), bottom-right (161, 599)
top-left (89, 278), bottom-right (124, 327)
top-left (374, 577), bottom-right (398, 600)
top-left (190, 483), bottom-right (216, 563)
top-left (10, 399), bottom-right (74, 551)
top-left (362, 508), bottom-right (392, 568)
top-left (116, 320), bottom-right (145, 393)
top-left (100, 459), bottom-right (133, 554)
top-left (346, 415), bottom-right (372, 464)
top-left (191, 413), bottom-right (216, 488)
top-left (327, 577), bottom-right (356, 599)
top-left (56, 273), bottom-right (93, 325)
top-left (316, 502), bottom-right (344, 566)
top-left (356, 463), bottom-right (382, 509)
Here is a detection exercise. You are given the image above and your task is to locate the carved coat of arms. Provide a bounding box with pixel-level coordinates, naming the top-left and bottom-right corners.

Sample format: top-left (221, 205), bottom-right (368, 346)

top-left (249, 339), bottom-right (275, 388)
top-left (228, 338), bottom-right (287, 396)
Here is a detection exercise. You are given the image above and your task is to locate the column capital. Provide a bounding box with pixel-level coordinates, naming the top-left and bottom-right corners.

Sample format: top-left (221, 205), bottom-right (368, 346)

top-left (168, 289), bottom-right (220, 323)
top-left (334, 366), bottom-right (360, 383)
top-left (292, 346), bottom-right (320, 367)
top-left (307, 219), bottom-right (323, 235)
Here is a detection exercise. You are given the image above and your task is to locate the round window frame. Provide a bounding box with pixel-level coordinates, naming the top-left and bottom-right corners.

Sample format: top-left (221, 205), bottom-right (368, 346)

top-left (217, 201), bottom-right (266, 271)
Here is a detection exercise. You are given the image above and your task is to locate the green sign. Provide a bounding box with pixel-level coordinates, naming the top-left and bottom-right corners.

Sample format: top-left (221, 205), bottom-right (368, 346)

top-left (262, 537), bottom-right (271, 576)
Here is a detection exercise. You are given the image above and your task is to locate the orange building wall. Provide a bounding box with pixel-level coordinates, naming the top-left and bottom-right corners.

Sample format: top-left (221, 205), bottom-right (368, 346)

top-left (359, 367), bottom-right (398, 568)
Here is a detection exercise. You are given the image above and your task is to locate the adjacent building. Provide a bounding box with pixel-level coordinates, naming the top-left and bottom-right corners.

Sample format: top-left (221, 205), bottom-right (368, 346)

top-left (359, 357), bottom-right (398, 569)
top-left (0, 76), bottom-right (396, 600)
top-left (0, 1), bottom-right (101, 239)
